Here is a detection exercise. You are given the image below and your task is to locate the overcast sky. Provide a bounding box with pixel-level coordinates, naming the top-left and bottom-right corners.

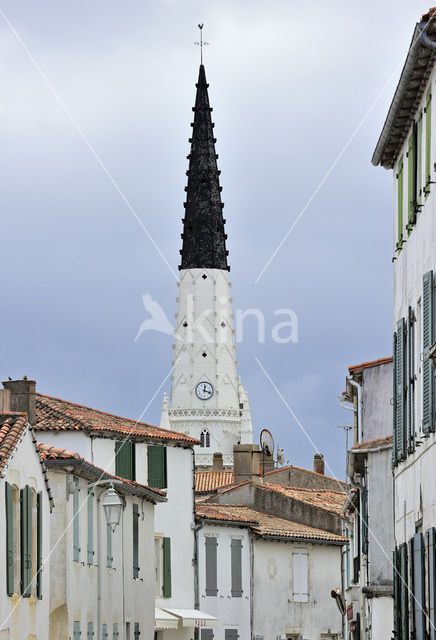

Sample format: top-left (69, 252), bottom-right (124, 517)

top-left (0, 1), bottom-right (421, 479)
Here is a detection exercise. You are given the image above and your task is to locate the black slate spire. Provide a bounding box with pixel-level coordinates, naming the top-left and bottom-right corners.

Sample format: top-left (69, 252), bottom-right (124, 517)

top-left (179, 65), bottom-right (229, 271)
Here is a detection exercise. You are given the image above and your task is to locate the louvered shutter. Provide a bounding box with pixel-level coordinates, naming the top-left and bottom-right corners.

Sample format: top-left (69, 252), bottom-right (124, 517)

top-left (414, 533), bottom-right (426, 639)
top-left (37, 491), bottom-right (42, 598)
top-left (106, 523), bottom-right (113, 568)
top-left (408, 131), bottom-right (416, 226)
top-left (418, 112), bottom-right (423, 203)
top-left (407, 307), bottom-right (415, 452)
top-left (361, 483), bottom-right (369, 555)
top-left (293, 549), bottom-right (309, 603)
top-left (399, 543), bottom-right (409, 640)
top-left (393, 332), bottom-right (398, 466)
top-left (426, 88), bottom-right (432, 192)
top-left (73, 477), bottom-right (80, 561)
top-left (134, 623), bottom-right (140, 639)
top-left (423, 271), bottom-right (435, 433)
top-left (115, 441), bottom-right (135, 481)
top-left (409, 538), bottom-right (415, 637)
top-left (133, 504), bottom-right (139, 578)
top-left (201, 631), bottom-right (214, 640)
top-left (112, 623), bottom-right (119, 639)
top-left (395, 318), bottom-right (407, 460)
top-left (87, 487), bottom-right (94, 565)
top-left (429, 528), bottom-right (436, 640)
top-left (393, 549), bottom-right (400, 639)
top-left (87, 621), bottom-right (94, 639)
top-left (231, 539), bottom-right (243, 597)
top-left (224, 630), bottom-right (239, 640)
top-left (163, 537), bottom-right (172, 597)
top-left (147, 445), bottom-right (167, 489)
top-left (73, 621), bottom-right (81, 640)
top-left (20, 486), bottom-right (32, 596)
top-left (5, 482), bottom-right (14, 596)
top-left (205, 536), bottom-right (218, 596)
top-left (398, 156), bottom-right (404, 249)
top-left (102, 623), bottom-right (108, 640)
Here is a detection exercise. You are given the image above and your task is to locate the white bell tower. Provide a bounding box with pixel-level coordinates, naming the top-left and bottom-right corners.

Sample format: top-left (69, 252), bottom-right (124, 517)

top-left (160, 64), bottom-right (253, 468)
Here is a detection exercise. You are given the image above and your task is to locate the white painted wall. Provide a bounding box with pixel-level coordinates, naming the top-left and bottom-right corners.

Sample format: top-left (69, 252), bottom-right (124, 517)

top-left (252, 539), bottom-right (343, 640)
top-left (0, 427), bottom-right (51, 640)
top-left (371, 595), bottom-right (393, 640)
top-left (197, 523), bottom-right (251, 640)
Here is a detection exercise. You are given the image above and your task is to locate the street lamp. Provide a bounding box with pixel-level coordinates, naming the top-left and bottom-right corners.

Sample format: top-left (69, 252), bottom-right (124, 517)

top-left (102, 485), bottom-right (123, 532)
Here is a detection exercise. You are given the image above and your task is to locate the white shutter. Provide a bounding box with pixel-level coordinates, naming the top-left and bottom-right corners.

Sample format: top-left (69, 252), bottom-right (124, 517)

top-left (292, 549), bottom-right (308, 602)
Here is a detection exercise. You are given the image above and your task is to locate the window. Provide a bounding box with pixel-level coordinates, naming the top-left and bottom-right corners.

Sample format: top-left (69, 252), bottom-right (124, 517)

top-left (163, 537), bottom-right (171, 597)
top-left (154, 536), bottom-right (171, 597)
top-left (413, 533), bottom-right (426, 637)
top-left (73, 622), bottom-right (81, 640)
top-left (205, 536), bottom-right (218, 596)
top-left (102, 624), bottom-right (108, 640)
top-left (394, 318), bottom-right (407, 463)
top-left (292, 549), bottom-right (308, 602)
top-left (133, 504), bottom-right (139, 579)
top-left (115, 441), bottom-right (135, 481)
top-left (201, 631), bottom-right (214, 640)
top-left (231, 539), bottom-right (243, 597)
top-left (107, 523), bottom-right (113, 568)
top-left (425, 87), bottom-right (432, 196)
top-left (87, 487), bottom-right (94, 564)
top-left (73, 477), bottom-right (80, 562)
top-left (147, 445), bottom-right (167, 489)
top-left (397, 155), bottom-right (404, 251)
top-left (352, 512), bottom-right (360, 584)
top-left (155, 536), bottom-right (163, 597)
top-left (200, 430), bottom-right (210, 448)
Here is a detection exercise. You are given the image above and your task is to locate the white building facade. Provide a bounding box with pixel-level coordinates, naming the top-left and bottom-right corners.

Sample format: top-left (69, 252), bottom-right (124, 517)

top-left (372, 9), bottom-right (436, 639)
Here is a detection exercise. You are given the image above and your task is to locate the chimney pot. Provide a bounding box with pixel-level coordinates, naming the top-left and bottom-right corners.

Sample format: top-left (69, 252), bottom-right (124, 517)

top-left (2, 379), bottom-right (36, 424)
top-left (212, 452), bottom-right (224, 472)
top-left (314, 453), bottom-right (325, 475)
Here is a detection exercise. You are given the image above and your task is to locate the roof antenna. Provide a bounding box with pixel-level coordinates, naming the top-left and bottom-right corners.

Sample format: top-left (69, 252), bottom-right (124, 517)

top-left (195, 23), bottom-right (209, 65)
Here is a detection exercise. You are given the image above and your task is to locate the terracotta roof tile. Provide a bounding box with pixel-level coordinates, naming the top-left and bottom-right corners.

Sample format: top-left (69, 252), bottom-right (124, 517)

top-left (348, 357), bottom-right (393, 373)
top-left (0, 412), bottom-right (28, 472)
top-left (259, 482), bottom-right (347, 516)
top-left (195, 503), bottom-right (346, 543)
top-left (264, 464), bottom-right (347, 487)
top-left (35, 393), bottom-right (199, 445)
top-left (195, 471), bottom-right (234, 493)
top-left (351, 435), bottom-right (393, 451)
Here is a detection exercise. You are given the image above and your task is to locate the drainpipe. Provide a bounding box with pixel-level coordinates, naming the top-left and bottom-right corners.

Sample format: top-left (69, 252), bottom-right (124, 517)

top-left (192, 447), bottom-right (202, 640)
top-left (250, 530), bottom-right (254, 639)
top-left (347, 377), bottom-right (363, 443)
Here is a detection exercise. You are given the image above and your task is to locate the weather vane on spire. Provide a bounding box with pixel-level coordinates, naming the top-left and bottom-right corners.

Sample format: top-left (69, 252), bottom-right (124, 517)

top-left (194, 23), bottom-right (209, 65)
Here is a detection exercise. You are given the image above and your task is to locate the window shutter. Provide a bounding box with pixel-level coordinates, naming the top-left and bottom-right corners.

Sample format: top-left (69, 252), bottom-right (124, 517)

top-left (87, 622), bottom-right (94, 640)
top-left (87, 487), bottom-right (94, 565)
top-left (395, 318), bottom-right (407, 459)
top-left (224, 630), bottom-right (239, 640)
top-left (205, 536), bottom-right (218, 596)
top-left (147, 445), bottom-right (167, 489)
top-left (408, 131), bottom-right (417, 226)
top-left (393, 549), bottom-right (400, 640)
top-left (292, 549), bottom-right (308, 603)
top-left (426, 87), bottom-right (432, 192)
top-left (231, 539), bottom-right (243, 597)
top-left (106, 523), bottom-right (113, 568)
top-left (73, 477), bottom-right (80, 562)
top-left (37, 491), bottom-right (42, 598)
top-left (134, 623), bottom-right (140, 639)
top-left (428, 528), bottom-right (436, 640)
top-left (423, 271), bottom-right (434, 433)
top-left (73, 621), bottom-right (81, 640)
top-left (399, 543), bottom-right (409, 640)
top-left (393, 332), bottom-right (398, 466)
top-left (115, 441), bottom-right (135, 481)
top-left (112, 623), bottom-right (119, 639)
top-left (163, 536), bottom-right (172, 597)
top-left (361, 482), bottom-right (369, 555)
top-left (5, 482), bottom-right (14, 596)
top-left (201, 631), bottom-right (214, 640)
top-left (133, 504), bottom-right (139, 579)
top-left (398, 156), bottom-right (404, 249)
top-left (407, 307), bottom-right (416, 452)
top-left (418, 112), bottom-right (423, 203)
top-left (414, 533), bottom-right (426, 639)
top-left (20, 486), bottom-right (32, 597)
top-left (409, 538), bottom-right (415, 637)
top-left (102, 623), bottom-right (108, 640)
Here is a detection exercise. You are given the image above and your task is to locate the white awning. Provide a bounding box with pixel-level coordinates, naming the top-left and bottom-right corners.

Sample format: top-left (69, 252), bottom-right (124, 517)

top-left (162, 609), bottom-right (218, 629)
top-left (155, 608), bottom-right (179, 630)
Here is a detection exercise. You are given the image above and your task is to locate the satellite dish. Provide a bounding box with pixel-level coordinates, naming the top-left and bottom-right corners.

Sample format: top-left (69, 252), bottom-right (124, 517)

top-left (260, 428), bottom-right (274, 457)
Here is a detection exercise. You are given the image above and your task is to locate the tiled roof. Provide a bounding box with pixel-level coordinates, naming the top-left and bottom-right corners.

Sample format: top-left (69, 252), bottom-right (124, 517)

top-left (264, 464), bottom-right (347, 487)
top-left (351, 435), bottom-right (393, 452)
top-left (259, 482), bottom-right (347, 516)
top-left (38, 442), bottom-right (166, 499)
top-left (195, 502), bottom-right (346, 543)
top-left (0, 412), bottom-right (28, 472)
top-left (348, 357), bottom-right (393, 373)
top-left (35, 393), bottom-right (199, 445)
top-left (195, 471), bottom-right (234, 493)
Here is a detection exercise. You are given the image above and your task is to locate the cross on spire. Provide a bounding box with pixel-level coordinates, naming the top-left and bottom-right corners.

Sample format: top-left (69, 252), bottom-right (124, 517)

top-left (194, 23), bottom-right (209, 65)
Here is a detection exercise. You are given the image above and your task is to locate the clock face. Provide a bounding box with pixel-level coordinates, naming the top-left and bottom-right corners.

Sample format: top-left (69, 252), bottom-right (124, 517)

top-left (196, 381), bottom-right (214, 400)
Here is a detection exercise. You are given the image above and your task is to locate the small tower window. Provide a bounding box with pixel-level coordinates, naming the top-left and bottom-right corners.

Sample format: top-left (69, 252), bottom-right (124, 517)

top-left (202, 352), bottom-right (207, 358)
top-left (183, 321), bottom-right (188, 327)
top-left (200, 430), bottom-right (210, 448)
top-left (202, 274), bottom-right (207, 280)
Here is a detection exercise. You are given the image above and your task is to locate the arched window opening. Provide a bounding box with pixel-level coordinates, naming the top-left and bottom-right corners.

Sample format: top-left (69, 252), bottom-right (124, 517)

top-left (200, 430), bottom-right (210, 448)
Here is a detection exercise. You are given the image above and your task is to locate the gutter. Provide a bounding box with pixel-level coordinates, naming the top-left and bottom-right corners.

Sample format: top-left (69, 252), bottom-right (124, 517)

top-left (254, 533), bottom-right (346, 546)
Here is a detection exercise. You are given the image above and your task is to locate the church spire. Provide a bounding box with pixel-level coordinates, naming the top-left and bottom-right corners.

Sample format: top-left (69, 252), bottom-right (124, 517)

top-left (179, 65), bottom-right (229, 271)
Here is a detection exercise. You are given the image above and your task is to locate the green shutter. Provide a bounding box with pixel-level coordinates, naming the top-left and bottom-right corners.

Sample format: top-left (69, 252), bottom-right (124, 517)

top-left (115, 441), bottom-right (135, 481)
top-left (163, 537), bottom-right (172, 597)
top-left (418, 112), bottom-right (423, 204)
top-left (106, 523), bottom-right (113, 568)
top-left (73, 621), bottom-right (81, 640)
top-left (87, 487), bottom-right (94, 565)
top-left (147, 445), bottom-right (167, 489)
top-left (423, 271), bottom-right (434, 434)
top-left (20, 485), bottom-right (32, 596)
top-left (395, 318), bottom-right (407, 460)
top-left (133, 504), bottom-right (139, 579)
top-left (5, 482), bottom-right (14, 596)
top-left (398, 156), bottom-right (404, 250)
top-left (37, 491), bottom-right (42, 598)
top-left (408, 130), bottom-right (416, 228)
top-left (73, 477), bottom-right (80, 562)
top-left (426, 87), bottom-right (432, 194)
top-left (400, 543), bottom-right (409, 640)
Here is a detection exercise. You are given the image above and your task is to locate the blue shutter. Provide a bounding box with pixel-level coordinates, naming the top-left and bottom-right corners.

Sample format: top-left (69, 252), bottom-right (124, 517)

top-left (87, 487), bottom-right (94, 565)
top-left (428, 528), bottom-right (436, 640)
top-left (414, 533), bottom-right (426, 639)
top-left (5, 482), bottom-right (14, 596)
top-left (205, 536), bottom-right (218, 596)
top-left (231, 539), bottom-right (243, 597)
top-left (163, 537), bottom-right (172, 598)
top-left (395, 318), bottom-right (407, 460)
top-left (73, 477), bottom-right (80, 562)
top-left (73, 621), bottom-right (81, 640)
top-left (87, 622), bottom-right (94, 640)
top-left (423, 271), bottom-right (434, 433)
top-left (106, 523), bottom-right (113, 568)
top-left (112, 623), bottom-right (119, 639)
top-left (133, 504), bottom-right (139, 578)
top-left (102, 623), bottom-right (108, 640)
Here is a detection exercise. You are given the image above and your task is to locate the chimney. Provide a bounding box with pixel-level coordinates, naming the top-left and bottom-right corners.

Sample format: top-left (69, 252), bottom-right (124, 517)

top-left (0, 389), bottom-right (11, 411)
top-left (314, 453), bottom-right (325, 475)
top-left (233, 444), bottom-right (261, 484)
top-left (2, 378), bottom-right (36, 424)
top-left (212, 452), bottom-right (224, 472)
